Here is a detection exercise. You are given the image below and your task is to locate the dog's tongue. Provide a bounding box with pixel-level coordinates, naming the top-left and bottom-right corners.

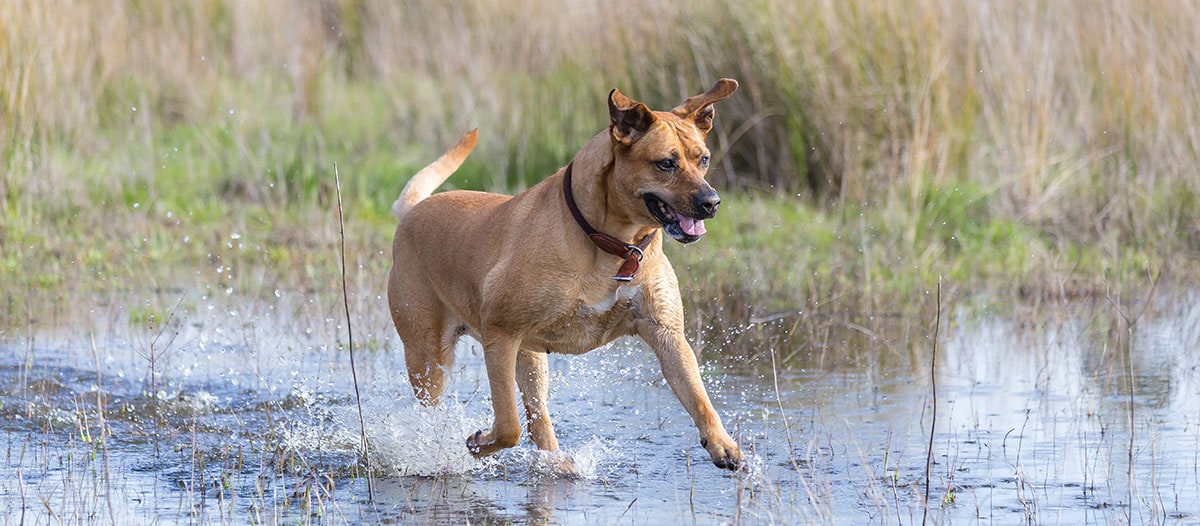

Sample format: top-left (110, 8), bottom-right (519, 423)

top-left (679, 217), bottom-right (707, 236)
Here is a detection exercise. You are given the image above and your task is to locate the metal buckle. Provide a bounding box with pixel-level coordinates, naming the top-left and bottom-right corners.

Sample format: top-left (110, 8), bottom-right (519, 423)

top-left (626, 244), bottom-right (644, 261)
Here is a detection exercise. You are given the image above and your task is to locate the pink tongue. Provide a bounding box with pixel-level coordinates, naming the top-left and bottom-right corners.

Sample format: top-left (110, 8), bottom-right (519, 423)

top-left (680, 217), bottom-right (707, 236)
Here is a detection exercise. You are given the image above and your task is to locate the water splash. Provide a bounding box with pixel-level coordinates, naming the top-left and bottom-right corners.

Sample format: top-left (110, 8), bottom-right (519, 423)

top-left (559, 436), bottom-right (613, 480)
top-left (367, 399), bottom-right (496, 476)
top-left (280, 383), bottom-right (623, 480)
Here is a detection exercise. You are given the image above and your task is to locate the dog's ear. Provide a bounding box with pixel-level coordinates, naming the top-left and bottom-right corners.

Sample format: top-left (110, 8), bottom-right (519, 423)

top-left (672, 78), bottom-right (739, 134)
top-left (609, 89), bottom-right (656, 145)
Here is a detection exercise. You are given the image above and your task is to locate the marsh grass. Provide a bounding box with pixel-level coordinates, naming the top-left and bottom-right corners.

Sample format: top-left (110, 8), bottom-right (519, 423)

top-left (1, 7), bottom-right (1197, 520)
top-left (4, 0), bottom-right (1194, 339)
top-left (2, 1), bottom-right (1190, 345)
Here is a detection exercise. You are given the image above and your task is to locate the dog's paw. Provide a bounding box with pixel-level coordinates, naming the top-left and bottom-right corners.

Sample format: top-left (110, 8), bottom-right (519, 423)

top-left (466, 428), bottom-right (521, 458)
top-left (466, 430), bottom-right (486, 456)
top-left (700, 435), bottom-right (744, 472)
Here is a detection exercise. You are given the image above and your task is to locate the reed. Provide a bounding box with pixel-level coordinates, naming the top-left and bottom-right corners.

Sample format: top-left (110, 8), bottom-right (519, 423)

top-left (3, 0), bottom-right (1194, 340)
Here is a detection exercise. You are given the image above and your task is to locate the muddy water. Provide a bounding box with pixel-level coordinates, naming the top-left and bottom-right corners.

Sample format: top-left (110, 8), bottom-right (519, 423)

top-left (0, 290), bottom-right (1197, 524)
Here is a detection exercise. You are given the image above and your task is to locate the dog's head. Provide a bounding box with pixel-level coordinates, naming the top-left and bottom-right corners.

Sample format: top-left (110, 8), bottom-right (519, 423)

top-left (607, 79), bottom-right (738, 244)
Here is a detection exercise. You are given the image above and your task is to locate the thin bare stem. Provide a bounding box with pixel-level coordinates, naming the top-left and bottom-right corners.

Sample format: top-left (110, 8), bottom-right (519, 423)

top-left (335, 162), bottom-right (375, 501)
top-left (1102, 267), bottom-right (1161, 522)
top-left (922, 278), bottom-right (942, 526)
top-left (91, 334), bottom-right (115, 525)
top-left (145, 295), bottom-right (186, 397)
top-left (769, 344), bottom-right (801, 473)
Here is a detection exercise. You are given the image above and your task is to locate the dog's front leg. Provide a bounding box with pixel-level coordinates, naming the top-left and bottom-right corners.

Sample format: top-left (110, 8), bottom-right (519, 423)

top-left (518, 348), bottom-right (577, 474)
top-left (517, 349), bottom-right (559, 451)
top-left (467, 332), bottom-right (524, 457)
top-left (639, 323), bottom-right (744, 471)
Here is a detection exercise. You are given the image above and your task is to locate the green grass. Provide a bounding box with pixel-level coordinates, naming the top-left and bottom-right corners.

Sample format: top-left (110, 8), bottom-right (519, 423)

top-left (1, 0), bottom-right (1192, 340)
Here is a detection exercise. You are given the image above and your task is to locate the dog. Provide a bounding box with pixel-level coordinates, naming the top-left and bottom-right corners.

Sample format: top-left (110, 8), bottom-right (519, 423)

top-left (387, 79), bottom-right (744, 471)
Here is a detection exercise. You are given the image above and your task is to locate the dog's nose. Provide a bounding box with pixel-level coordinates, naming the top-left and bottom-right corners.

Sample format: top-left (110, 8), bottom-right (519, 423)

top-left (694, 189), bottom-right (721, 218)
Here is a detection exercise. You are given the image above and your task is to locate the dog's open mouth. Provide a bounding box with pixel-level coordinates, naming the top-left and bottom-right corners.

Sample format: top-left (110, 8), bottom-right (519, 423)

top-left (644, 194), bottom-right (707, 243)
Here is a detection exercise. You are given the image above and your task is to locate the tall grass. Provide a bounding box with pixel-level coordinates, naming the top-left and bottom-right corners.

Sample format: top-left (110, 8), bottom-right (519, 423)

top-left (2, 0), bottom-right (1195, 330)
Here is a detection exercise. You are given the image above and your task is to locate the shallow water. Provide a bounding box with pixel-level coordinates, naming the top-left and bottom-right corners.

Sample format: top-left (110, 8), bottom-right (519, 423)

top-left (0, 290), bottom-right (1197, 524)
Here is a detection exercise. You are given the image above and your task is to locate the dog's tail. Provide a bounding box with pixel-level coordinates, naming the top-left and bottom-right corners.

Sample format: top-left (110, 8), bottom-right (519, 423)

top-left (391, 129), bottom-right (479, 220)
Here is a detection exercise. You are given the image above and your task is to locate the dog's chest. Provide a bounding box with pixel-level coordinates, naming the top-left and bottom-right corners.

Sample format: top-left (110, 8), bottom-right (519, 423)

top-left (531, 284), bottom-right (642, 354)
top-left (584, 283), bottom-right (641, 315)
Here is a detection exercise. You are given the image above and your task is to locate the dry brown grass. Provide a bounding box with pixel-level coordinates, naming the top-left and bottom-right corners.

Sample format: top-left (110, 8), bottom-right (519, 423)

top-left (2, 0), bottom-right (1195, 331)
top-left (4, 0), bottom-right (1197, 236)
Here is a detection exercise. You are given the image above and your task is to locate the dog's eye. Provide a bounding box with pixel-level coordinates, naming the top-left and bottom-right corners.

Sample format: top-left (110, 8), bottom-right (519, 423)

top-left (654, 159), bottom-right (677, 172)
top-left (699, 155), bottom-right (710, 169)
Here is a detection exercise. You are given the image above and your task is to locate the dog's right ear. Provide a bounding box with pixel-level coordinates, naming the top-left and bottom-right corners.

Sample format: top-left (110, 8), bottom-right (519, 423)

top-left (671, 78), bottom-right (739, 134)
top-left (609, 89), bottom-right (655, 146)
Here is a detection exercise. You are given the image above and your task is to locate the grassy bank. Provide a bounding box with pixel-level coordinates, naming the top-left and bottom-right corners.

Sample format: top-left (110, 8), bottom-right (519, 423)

top-left (2, 0), bottom-right (1195, 343)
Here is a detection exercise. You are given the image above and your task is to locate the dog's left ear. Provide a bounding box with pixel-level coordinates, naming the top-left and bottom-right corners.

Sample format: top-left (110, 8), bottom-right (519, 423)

top-left (672, 78), bottom-right (739, 134)
top-left (609, 88), bottom-right (656, 146)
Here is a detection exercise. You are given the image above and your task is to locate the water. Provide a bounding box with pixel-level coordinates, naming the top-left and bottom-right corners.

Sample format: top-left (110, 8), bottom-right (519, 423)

top-left (0, 291), bottom-right (1197, 524)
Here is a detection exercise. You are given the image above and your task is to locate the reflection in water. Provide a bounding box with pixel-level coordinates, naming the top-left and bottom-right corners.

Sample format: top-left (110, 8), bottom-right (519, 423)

top-left (0, 290), bottom-right (1196, 523)
top-left (935, 296), bottom-right (1200, 523)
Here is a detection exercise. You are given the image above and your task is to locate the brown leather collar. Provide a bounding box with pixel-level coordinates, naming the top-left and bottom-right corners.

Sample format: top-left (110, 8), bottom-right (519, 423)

top-left (562, 162), bottom-right (655, 281)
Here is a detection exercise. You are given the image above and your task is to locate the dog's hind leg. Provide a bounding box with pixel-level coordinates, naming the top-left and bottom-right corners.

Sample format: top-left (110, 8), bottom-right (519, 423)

top-left (401, 332), bottom-right (453, 405)
top-left (389, 268), bottom-right (459, 405)
top-left (393, 307), bottom-right (458, 405)
top-left (516, 349), bottom-right (558, 451)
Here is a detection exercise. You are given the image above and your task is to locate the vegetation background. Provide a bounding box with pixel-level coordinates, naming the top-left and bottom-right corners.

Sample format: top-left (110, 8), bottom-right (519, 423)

top-left (3, 0), bottom-right (1197, 345)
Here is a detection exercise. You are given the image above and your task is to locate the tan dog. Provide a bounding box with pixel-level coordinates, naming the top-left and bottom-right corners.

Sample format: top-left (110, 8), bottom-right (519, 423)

top-left (387, 79), bottom-right (744, 471)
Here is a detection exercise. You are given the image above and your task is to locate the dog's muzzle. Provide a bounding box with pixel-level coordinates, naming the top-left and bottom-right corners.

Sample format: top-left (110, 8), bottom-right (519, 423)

top-left (644, 192), bottom-right (715, 244)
